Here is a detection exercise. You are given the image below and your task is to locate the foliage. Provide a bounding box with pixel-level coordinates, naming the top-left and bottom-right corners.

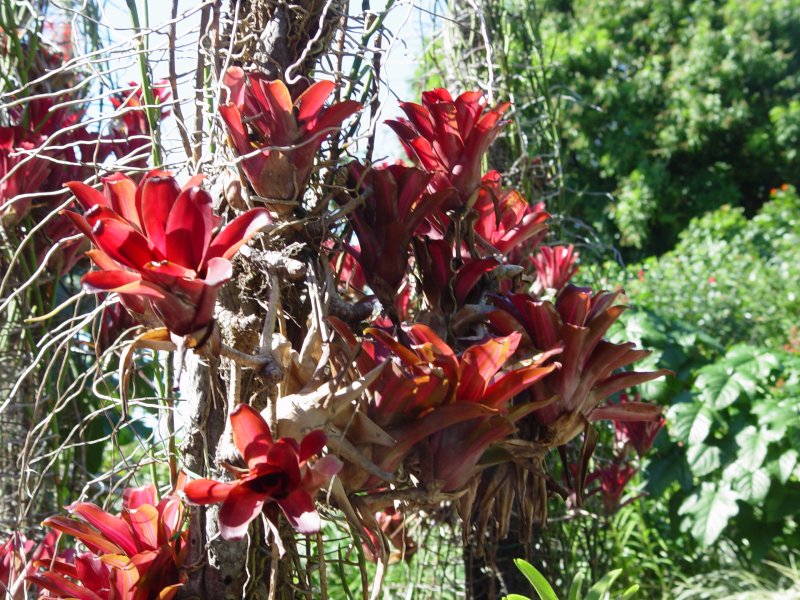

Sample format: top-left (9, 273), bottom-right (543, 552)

top-left (505, 558), bottom-right (639, 600)
top-left (429, 0), bottom-right (800, 257)
top-left (612, 185), bottom-right (800, 351)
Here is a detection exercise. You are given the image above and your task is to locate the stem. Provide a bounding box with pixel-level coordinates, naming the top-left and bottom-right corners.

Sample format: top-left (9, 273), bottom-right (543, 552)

top-left (125, 0), bottom-right (162, 166)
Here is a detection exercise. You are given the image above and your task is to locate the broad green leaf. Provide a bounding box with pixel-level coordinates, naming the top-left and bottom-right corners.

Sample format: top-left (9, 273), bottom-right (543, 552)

top-left (513, 559), bottom-right (558, 600)
top-left (779, 450), bottom-right (799, 483)
top-left (567, 572), bottom-right (585, 600)
top-left (695, 358), bottom-right (760, 409)
top-left (504, 595), bottom-right (531, 600)
top-left (724, 462), bottom-right (771, 503)
top-left (687, 444), bottom-right (721, 477)
top-left (734, 426), bottom-right (771, 471)
top-left (679, 482), bottom-right (740, 546)
top-left (724, 344), bottom-right (778, 379)
top-left (668, 401), bottom-right (714, 445)
top-left (584, 569), bottom-right (622, 600)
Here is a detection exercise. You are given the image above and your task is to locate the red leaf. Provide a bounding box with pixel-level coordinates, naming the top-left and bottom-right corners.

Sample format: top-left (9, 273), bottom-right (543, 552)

top-left (276, 489), bottom-right (320, 534)
top-left (91, 218), bottom-right (160, 270)
top-left (454, 258), bottom-right (498, 305)
top-left (65, 181), bottom-right (109, 211)
top-left (206, 208), bottom-right (271, 261)
top-left (124, 503), bottom-right (159, 552)
top-left (81, 270), bottom-right (165, 299)
top-left (102, 173), bottom-right (140, 230)
top-left (457, 334), bottom-right (520, 403)
top-left (165, 186), bottom-right (213, 271)
top-left (42, 516), bottom-right (124, 555)
top-left (483, 363), bottom-right (559, 408)
top-left (140, 175), bottom-right (181, 256)
top-left (295, 80), bottom-right (335, 122)
top-left (298, 430), bottom-right (327, 462)
top-left (122, 485), bottom-right (157, 511)
top-left (68, 502), bottom-right (139, 557)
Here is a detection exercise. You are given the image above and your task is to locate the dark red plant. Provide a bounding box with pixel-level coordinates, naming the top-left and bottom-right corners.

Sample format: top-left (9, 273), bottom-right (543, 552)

top-left (531, 245), bottom-right (579, 294)
top-left (386, 88), bottom-right (510, 208)
top-left (472, 171), bottom-right (549, 257)
top-left (413, 236), bottom-right (499, 314)
top-left (0, 531), bottom-right (57, 599)
top-left (340, 162), bottom-right (452, 313)
top-left (329, 318), bottom-right (558, 491)
top-left (30, 480), bottom-right (187, 600)
top-left (594, 463), bottom-right (638, 514)
top-left (183, 405), bottom-right (341, 540)
top-left (614, 396), bottom-right (666, 457)
top-left (0, 127), bottom-right (50, 225)
top-left (489, 285), bottom-right (668, 445)
top-left (64, 172), bottom-right (271, 341)
top-left (219, 68), bottom-right (361, 209)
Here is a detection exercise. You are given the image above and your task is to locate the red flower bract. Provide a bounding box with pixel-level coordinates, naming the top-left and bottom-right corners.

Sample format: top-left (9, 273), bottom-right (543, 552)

top-left (64, 172), bottom-right (271, 339)
top-left (183, 405), bottom-right (341, 540)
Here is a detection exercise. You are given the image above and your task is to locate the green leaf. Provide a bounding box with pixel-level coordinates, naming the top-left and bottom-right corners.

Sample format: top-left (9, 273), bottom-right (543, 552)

top-left (686, 444), bottom-right (721, 477)
top-left (567, 572), bottom-right (585, 600)
top-left (723, 462), bottom-right (771, 503)
top-left (679, 482), bottom-right (740, 546)
top-left (695, 365), bottom-right (742, 409)
top-left (668, 401), bottom-right (714, 445)
top-left (778, 450), bottom-right (798, 484)
top-left (504, 595), bottom-right (532, 600)
top-left (734, 426), bottom-right (771, 471)
top-left (513, 559), bottom-right (558, 600)
top-left (694, 345), bottom-right (778, 410)
top-left (725, 345), bottom-right (778, 379)
top-left (584, 569), bottom-right (622, 600)
top-left (621, 584), bottom-right (640, 598)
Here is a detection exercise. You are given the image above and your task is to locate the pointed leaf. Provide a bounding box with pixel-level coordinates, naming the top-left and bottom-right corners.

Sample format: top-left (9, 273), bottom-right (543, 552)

top-left (183, 479), bottom-right (235, 505)
top-left (206, 208), bottom-right (271, 261)
top-left (513, 558), bottom-right (558, 600)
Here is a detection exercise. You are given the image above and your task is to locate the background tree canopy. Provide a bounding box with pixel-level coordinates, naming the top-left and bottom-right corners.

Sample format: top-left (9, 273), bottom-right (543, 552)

top-left (524, 0), bottom-right (800, 257)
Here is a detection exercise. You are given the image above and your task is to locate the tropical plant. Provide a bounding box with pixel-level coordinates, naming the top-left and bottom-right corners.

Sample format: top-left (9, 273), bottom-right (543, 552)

top-left (504, 558), bottom-right (639, 600)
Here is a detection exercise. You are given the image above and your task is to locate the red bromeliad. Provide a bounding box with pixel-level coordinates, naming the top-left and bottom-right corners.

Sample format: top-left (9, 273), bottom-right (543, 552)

top-left (386, 88), bottom-right (510, 209)
top-left (30, 480), bottom-right (187, 600)
top-left (0, 127), bottom-right (50, 224)
top-left (614, 397), bottom-right (666, 457)
top-left (531, 245), bottom-right (580, 294)
top-left (0, 531), bottom-right (57, 599)
top-left (489, 285), bottom-right (669, 446)
top-left (64, 172), bottom-right (270, 342)
top-left (329, 318), bottom-right (558, 491)
top-left (183, 405), bottom-right (341, 540)
top-left (594, 463), bottom-right (638, 514)
top-left (413, 236), bottom-right (500, 314)
top-left (219, 67), bottom-right (361, 209)
top-left (472, 171), bottom-right (549, 258)
top-left (340, 162), bottom-right (452, 314)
